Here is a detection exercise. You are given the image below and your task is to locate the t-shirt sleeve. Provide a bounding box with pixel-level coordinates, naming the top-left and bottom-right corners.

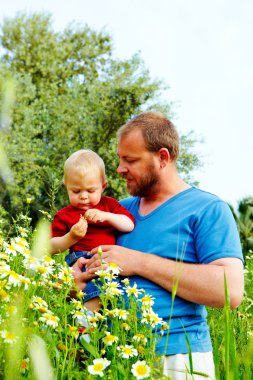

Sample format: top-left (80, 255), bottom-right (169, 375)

top-left (51, 212), bottom-right (68, 238)
top-left (194, 200), bottom-right (243, 264)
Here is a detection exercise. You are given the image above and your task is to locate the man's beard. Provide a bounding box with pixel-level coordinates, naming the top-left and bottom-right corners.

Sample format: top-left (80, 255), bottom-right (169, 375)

top-left (126, 166), bottom-right (159, 197)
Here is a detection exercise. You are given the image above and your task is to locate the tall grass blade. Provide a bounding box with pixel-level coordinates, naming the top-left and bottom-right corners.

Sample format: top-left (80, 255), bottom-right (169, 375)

top-left (224, 273), bottom-right (231, 380)
top-left (31, 219), bottom-right (51, 259)
top-left (28, 335), bottom-right (54, 380)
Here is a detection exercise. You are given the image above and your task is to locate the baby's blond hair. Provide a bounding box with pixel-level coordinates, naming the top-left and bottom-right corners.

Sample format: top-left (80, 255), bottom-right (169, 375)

top-left (63, 149), bottom-right (106, 185)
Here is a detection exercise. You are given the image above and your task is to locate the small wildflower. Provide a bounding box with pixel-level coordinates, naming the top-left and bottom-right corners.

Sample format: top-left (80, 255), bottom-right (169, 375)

top-left (23, 256), bottom-right (38, 271)
top-left (58, 267), bottom-right (72, 283)
top-left (106, 262), bottom-right (122, 275)
top-left (0, 288), bottom-right (10, 302)
top-left (131, 360), bottom-right (151, 379)
top-left (17, 226), bottom-right (28, 237)
top-left (8, 270), bottom-right (22, 286)
top-left (68, 326), bottom-right (79, 339)
top-left (117, 308), bottom-right (129, 320)
top-left (20, 358), bottom-right (29, 373)
top-left (161, 322), bottom-right (169, 335)
top-left (103, 331), bottom-right (119, 346)
top-left (0, 253), bottom-right (9, 261)
top-left (37, 265), bottom-right (53, 277)
top-left (43, 255), bottom-right (55, 265)
top-left (105, 282), bottom-right (124, 297)
top-left (133, 334), bottom-right (148, 345)
top-left (70, 299), bottom-right (84, 310)
top-left (141, 310), bottom-right (163, 327)
top-left (121, 277), bottom-right (130, 286)
top-left (137, 345), bottom-right (145, 355)
top-left (0, 262), bottom-right (11, 279)
top-left (5, 304), bottom-right (17, 316)
top-left (39, 312), bottom-right (59, 329)
top-left (125, 283), bottom-right (143, 298)
top-left (95, 269), bottom-right (108, 278)
top-left (57, 342), bottom-right (67, 351)
top-left (140, 294), bottom-right (155, 307)
top-left (48, 281), bottom-right (62, 290)
top-left (19, 214), bottom-right (32, 222)
top-left (94, 311), bottom-right (106, 321)
top-left (87, 314), bottom-right (99, 327)
top-left (11, 237), bottom-right (29, 255)
top-left (4, 243), bottom-right (17, 256)
top-left (19, 275), bottom-right (31, 290)
top-left (121, 322), bottom-right (130, 330)
top-left (117, 344), bottom-right (138, 359)
top-left (37, 306), bottom-right (49, 314)
top-left (88, 358), bottom-right (111, 377)
top-left (1, 330), bottom-right (18, 344)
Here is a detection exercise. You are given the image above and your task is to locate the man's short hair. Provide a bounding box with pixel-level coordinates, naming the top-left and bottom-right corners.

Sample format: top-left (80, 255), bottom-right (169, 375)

top-left (117, 112), bottom-right (179, 161)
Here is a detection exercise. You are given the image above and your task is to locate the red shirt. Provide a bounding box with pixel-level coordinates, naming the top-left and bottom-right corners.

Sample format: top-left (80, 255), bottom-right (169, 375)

top-left (51, 196), bottom-right (135, 252)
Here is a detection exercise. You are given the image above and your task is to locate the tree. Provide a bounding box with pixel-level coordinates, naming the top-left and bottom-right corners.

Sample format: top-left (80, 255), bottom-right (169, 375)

top-left (230, 197), bottom-right (253, 256)
top-left (0, 12), bottom-right (202, 226)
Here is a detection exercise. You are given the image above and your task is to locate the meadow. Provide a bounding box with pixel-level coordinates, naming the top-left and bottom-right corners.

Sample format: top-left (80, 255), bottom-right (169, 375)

top-left (0, 209), bottom-right (252, 380)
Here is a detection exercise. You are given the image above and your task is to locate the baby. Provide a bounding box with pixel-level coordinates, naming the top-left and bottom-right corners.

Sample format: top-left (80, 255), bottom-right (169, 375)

top-left (50, 149), bottom-right (134, 310)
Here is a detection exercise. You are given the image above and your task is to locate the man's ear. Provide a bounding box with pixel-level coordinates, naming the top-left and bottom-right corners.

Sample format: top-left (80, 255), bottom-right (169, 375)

top-left (102, 181), bottom-right (108, 191)
top-left (159, 148), bottom-right (170, 168)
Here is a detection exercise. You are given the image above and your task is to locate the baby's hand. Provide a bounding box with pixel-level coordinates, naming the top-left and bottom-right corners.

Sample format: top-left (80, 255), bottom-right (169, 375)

top-left (70, 217), bottom-right (88, 239)
top-left (85, 209), bottom-right (107, 223)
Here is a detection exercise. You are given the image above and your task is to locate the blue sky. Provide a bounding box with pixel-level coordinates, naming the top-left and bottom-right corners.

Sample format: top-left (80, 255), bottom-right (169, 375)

top-left (1, 0), bottom-right (252, 208)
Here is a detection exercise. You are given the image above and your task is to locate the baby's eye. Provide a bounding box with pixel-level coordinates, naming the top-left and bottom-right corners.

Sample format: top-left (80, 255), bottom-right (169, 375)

top-left (72, 190), bottom-right (80, 194)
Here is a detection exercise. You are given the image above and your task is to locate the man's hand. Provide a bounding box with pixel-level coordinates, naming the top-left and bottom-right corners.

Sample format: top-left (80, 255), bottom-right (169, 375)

top-left (86, 245), bottom-right (143, 277)
top-left (69, 217), bottom-right (88, 239)
top-left (71, 257), bottom-right (96, 290)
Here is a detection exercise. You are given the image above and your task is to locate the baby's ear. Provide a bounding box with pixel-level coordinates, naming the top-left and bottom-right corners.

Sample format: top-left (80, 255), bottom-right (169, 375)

top-left (102, 181), bottom-right (108, 191)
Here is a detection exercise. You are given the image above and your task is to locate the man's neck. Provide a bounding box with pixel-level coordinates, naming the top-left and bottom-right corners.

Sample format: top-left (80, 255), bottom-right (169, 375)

top-left (139, 178), bottom-right (191, 216)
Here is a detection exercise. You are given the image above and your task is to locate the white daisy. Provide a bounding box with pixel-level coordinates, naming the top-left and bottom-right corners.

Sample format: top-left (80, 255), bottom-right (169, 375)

top-left (88, 358), bottom-right (110, 377)
top-left (131, 360), bottom-right (151, 379)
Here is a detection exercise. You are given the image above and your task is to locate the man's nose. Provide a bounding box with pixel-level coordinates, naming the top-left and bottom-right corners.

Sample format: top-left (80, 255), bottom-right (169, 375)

top-left (117, 162), bottom-right (128, 174)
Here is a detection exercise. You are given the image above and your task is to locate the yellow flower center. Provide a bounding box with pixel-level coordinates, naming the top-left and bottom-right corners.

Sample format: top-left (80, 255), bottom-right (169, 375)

top-left (93, 363), bottom-right (103, 371)
top-left (136, 364), bottom-right (148, 375)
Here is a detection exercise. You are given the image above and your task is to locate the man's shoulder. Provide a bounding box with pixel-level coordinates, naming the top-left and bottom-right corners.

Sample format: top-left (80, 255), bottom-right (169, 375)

top-left (186, 187), bottom-right (233, 221)
top-left (188, 187), bottom-right (224, 204)
top-left (119, 196), bottom-right (138, 206)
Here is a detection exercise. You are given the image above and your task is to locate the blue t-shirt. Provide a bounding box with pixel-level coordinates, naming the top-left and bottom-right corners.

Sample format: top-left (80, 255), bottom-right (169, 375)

top-left (117, 187), bottom-right (243, 355)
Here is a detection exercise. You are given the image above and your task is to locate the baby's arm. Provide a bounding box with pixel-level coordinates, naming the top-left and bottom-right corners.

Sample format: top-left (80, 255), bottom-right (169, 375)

top-left (50, 218), bottom-right (88, 254)
top-left (85, 209), bottom-right (134, 232)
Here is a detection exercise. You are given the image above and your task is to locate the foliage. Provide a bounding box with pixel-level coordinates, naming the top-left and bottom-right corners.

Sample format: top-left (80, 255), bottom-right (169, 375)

top-left (208, 249), bottom-right (253, 379)
top-left (0, 12), bottom-right (203, 228)
top-left (229, 197), bottom-right (253, 257)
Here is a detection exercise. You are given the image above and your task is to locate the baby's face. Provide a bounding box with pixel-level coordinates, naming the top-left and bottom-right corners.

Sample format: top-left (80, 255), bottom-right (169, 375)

top-left (66, 170), bottom-right (106, 210)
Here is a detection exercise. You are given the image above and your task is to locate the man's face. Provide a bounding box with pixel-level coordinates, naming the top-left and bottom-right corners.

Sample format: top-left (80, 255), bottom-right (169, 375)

top-left (117, 129), bottom-right (160, 197)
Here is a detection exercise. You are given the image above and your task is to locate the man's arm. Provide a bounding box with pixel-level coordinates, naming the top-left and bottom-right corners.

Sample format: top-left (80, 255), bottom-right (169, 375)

top-left (87, 245), bottom-right (244, 309)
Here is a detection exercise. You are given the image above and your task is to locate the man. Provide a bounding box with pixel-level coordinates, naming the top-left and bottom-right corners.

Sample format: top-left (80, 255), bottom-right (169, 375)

top-left (73, 112), bottom-right (244, 379)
